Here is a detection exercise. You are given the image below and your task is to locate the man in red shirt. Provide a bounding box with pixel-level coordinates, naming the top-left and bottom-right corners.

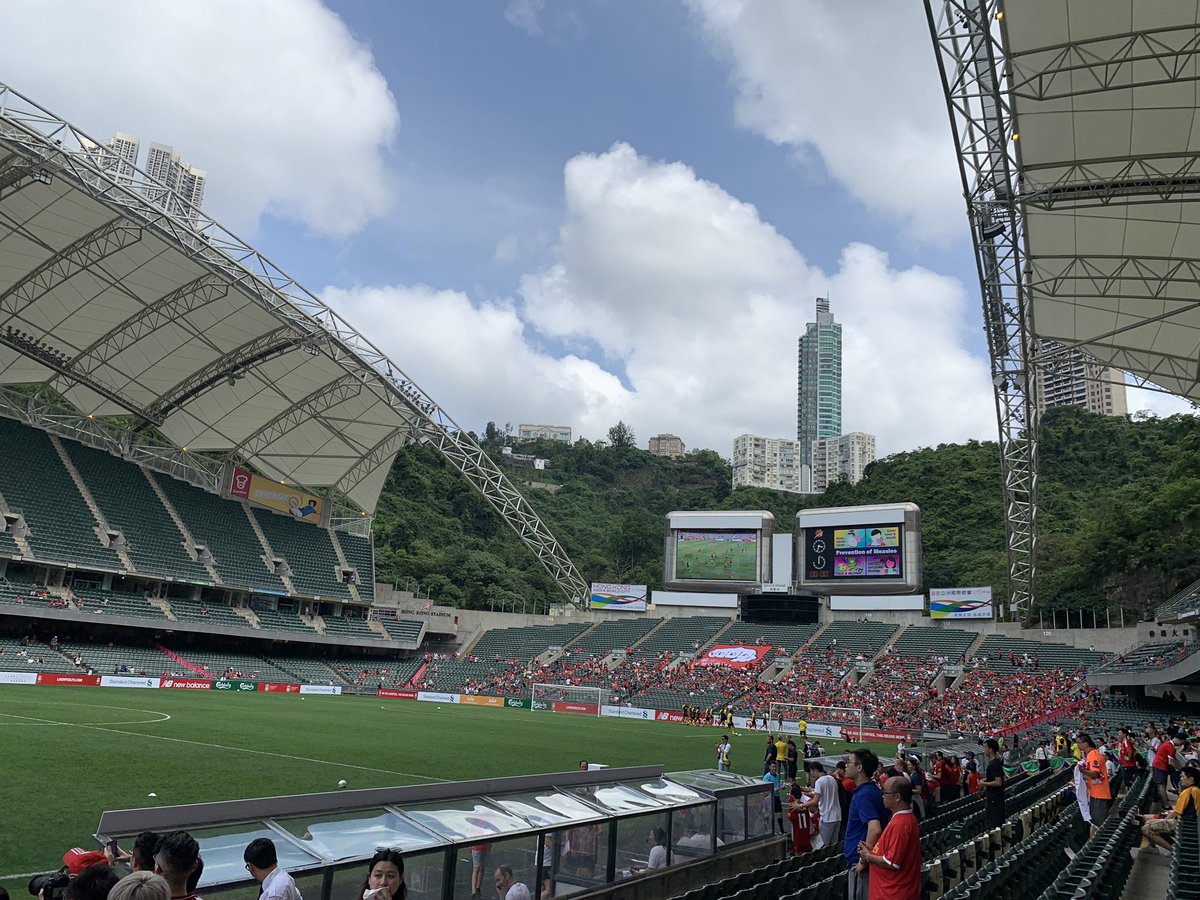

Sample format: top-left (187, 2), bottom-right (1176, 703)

top-left (1150, 725), bottom-right (1178, 812)
top-left (858, 776), bottom-right (921, 900)
top-left (1077, 733), bottom-right (1112, 834)
top-left (1116, 727), bottom-right (1138, 792)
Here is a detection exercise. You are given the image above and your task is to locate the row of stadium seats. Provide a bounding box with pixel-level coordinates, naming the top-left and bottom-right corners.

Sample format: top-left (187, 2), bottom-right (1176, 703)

top-left (1095, 640), bottom-right (1191, 673)
top-left (470, 622), bottom-right (591, 660)
top-left (1157, 575), bottom-right (1200, 621)
top-left (0, 418), bottom-right (376, 604)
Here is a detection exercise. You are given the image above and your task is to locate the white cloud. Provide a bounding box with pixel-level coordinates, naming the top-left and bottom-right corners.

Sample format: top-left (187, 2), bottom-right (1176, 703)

top-left (326, 143), bottom-right (994, 458)
top-left (1125, 385), bottom-right (1197, 420)
top-left (504, 0), bottom-right (545, 35)
top-left (2, 0), bottom-right (399, 237)
top-left (686, 0), bottom-right (963, 242)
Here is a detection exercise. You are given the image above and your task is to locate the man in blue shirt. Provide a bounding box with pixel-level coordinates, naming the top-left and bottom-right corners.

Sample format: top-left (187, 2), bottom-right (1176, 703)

top-left (762, 760), bottom-right (784, 833)
top-left (844, 748), bottom-right (886, 900)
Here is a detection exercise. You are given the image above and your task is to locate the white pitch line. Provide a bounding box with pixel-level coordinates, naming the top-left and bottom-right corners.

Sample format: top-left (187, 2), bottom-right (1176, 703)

top-left (0, 869), bottom-right (56, 880)
top-left (0, 711), bottom-right (446, 783)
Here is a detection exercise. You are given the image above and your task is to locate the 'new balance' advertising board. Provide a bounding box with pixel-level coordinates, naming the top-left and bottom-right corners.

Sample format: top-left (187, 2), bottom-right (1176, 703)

top-left (160, 678), bottom-right (212, 690)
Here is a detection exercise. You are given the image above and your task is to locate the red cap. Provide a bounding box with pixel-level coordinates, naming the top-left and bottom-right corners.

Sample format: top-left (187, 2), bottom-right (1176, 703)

top-left (63, 849), bottom-right (108, 875)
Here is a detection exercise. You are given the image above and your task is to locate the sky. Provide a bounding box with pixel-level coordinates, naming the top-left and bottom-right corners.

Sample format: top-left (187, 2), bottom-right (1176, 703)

top-left (2, 0), bottom-right (1191, 459)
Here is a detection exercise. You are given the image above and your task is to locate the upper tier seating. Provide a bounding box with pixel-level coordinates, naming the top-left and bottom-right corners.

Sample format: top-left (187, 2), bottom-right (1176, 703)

top-left (385, 619), bottom-right (423, 643)
top-left (153, 473), bottom-right (288, 594)
top-left (973, 634), bottom-right (1105, 672)
top-left (72, 587), bottom-right (170, 622)
top-left (0, 528), bottom-right (18, 557)
top-left (321, 613), bottom-right (388, 641)
top-left (717, 622), bottom-right (820, 655)
top-left (169, 598), bottom-right (249, 629)
top-left (567, 618), bottom-right (662, 655)
top-left (334, 532), bottom-right (375, 603)
top-left (811, 619), bottom-right (898, 658)
top-left (631, 616), bottom-right (730, 657)
top-left (61, 442), bottom-right (211, 583)
top-left (889, 625), bottom-right (978, 660)
top-left (0, 418), bottom-right (122, 571)
top-left (252, 508), bottom-right (351, 601)
top-left (1156, 575), bottom-right (1200, 620)
top-left (251, 605), bottom-right (317, 634)
top-left (470, 623), bottom-right (592, 661)
top-left (177, 650), bottom-right (296, 683)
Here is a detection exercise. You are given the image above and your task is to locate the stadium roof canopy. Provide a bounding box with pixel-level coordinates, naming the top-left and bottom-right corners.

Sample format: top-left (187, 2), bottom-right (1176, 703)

top-left (0, 83), bottom-right (587, 603)
top-left (1007, 1), bottom-right (1200, 400)
top-left (927, 0), bottom-right (1200, 619)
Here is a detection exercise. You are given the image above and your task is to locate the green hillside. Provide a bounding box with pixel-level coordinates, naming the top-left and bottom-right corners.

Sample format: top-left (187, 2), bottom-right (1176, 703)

top-left (371, 408), bottom-right (1200, 621)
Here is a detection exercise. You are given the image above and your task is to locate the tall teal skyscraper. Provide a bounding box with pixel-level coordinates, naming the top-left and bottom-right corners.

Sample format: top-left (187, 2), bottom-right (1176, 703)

top-left (797, 296), bottom-right (842, 466)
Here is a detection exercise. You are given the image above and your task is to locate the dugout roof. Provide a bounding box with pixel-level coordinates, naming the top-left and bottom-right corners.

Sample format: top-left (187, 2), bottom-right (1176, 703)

top-left (1004, 1), bottom-right (1200, 401)
top-left (0, 85), bottom-right (445, 518)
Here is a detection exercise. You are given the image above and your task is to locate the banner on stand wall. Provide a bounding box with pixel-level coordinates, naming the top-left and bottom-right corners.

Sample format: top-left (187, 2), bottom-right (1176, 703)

top-left (159, 678), bottom-right (212, 690)
top-left (416, 691), bottom-right (460, 704)
top-left (299, 685), bottom-right (342, 695)
top-left (458, 694), bottom-right (503, 707)
top-left (258, 682), bottom-right (301, 694)
top-left (100, 675), bottom-right (160, 689)
top-left (552, 701), bottom-right (598, 715)
top-left (379, 689), bottom-right (418, 700)
top-left (601, 705), bottom-right (655, 720)
top-left (0, 671), bottom-right (38, 685)
top-left (38, 673), bottom-right (101, 687)
top-left (504, 697), bottom-right (528, 710)
top-left (213, 680), bottom-right (259, 692)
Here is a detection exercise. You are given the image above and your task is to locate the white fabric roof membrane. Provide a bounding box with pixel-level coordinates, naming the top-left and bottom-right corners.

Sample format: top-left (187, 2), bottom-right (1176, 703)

top-left (0, 147), bottom-right (420, 516)
top-left (1005, 0), bottom-right (1200, 402)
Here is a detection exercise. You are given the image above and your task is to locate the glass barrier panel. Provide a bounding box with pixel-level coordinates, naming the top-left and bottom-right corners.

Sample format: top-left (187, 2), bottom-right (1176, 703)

top-left (331, 851), bottom-right (445, 900)
top-left (672, 805), bottom-right (718, 861)
top-left (188, 823), bottom-right (321, 888)
top-left (449, 834), bottom-right (539, 900)
top-left (275, 808), bottom-right (442, 859)
top-left (717, 795), bottom-right (747, 844)
top-left (613, 812), bottom-right (669, 879)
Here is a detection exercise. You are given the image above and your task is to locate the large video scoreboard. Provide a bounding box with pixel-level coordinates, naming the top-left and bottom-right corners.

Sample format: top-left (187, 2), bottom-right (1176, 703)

top-left (796, 503), bottom-right (921, 594)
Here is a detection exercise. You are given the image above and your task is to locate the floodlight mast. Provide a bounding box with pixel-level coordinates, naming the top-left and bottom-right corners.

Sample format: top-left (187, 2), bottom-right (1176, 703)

top-left (0, 82), bottom-right (590, 609)
top-left (925, 0), bottom-right (1037, 623)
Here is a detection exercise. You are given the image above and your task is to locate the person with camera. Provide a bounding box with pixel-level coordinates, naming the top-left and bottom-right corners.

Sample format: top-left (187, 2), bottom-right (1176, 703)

top-left (106, 834), bottom-right (161, 874)
top-left (243, 839), bottom-right (301, 900)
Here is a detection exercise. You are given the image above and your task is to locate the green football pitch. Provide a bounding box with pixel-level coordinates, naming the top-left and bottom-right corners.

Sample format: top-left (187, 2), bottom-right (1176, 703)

top-left (0, 686), bottom-right (888, 892)
top-left (675, 538), bottom-right (758, 581)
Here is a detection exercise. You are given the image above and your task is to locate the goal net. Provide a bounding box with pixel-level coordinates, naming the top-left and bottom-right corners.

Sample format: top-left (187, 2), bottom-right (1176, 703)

top-left (530, 682), bottom-right (604, 716)
top-left (768, 702), bottom-right (865, 743)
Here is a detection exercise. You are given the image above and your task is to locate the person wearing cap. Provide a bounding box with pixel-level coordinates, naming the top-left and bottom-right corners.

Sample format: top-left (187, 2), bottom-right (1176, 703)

top-left (244, 838), bottom-right (301, 900)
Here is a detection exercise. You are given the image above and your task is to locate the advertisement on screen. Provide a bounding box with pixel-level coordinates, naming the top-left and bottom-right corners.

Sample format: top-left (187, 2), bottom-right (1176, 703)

top-left (929, 587), bottom-right (994, 619)
top-left (696, 644), bottom-right (773, 668)
top-left (674, 531), bottom-right (758, 581)
top-left (806, 524), bottom-right (903, 580)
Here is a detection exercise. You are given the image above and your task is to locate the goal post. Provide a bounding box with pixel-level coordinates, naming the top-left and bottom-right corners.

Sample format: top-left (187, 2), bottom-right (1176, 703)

top-left (530, 682), bottom-right (604, 716)
top-left (768, 702), bottom-right (865, 743)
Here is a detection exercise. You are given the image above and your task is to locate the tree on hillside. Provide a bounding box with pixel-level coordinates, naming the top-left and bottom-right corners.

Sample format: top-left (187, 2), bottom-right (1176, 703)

top-left (608, 420), bottom-right (636, 449)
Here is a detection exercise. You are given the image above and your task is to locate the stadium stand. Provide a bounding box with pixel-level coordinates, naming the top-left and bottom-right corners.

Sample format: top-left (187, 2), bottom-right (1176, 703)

top-left (469, 622), bottom-right (592, 660)
top-left (169, 598), bottom-right (250, 629)
top-left (810, 619), bottom-right (898, 657)
top-left (716, 621), bottom-right (820, 655)
top-left (1095, 640), bottom-right (1190, 673)
top-left (972, 634), bottom-right (1105, 672)
top-left (252, 507), bottom-right (352, 601)
top-left (334, 531), bottom-right (375, 603)
top-left (384, 618), bottom-right (423, 643)
top-left (0, 526), bottom-right (19, 558)
top-left (177, 650), bottom-right (296, 683)
top-left (630, 616), bottom-right (730, 657)
top-left (1156, 574), bottom-right (1200, 620)
top-left (0, 636), bottom-right (76, 672)
top-left (567, 617), bottom-right (662, 654)
top-left (888, 625), bottom-right (978, 660)
top-left (66, 641), bottom-right (176, 676)
top-left (72, 586), bottom-right (170, 622)
top-left (251, 604), bottom-right (317, 634)
top-left (266, 655), bottom-right (345, 685)
top-left (153, 473), bottom-right (289, 594)
top-left (320, 612), bottom-right (389, 641)
top-left (0, 418), bottom-right (123, 571)
top-left (60, 441), bottom-right (212, 582)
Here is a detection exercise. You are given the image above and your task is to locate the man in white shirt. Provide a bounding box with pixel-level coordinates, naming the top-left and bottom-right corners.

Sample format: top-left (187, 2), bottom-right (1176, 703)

top-left (494, 865), bottom-right (531, 900)
top-left (800, 761), bottom-right (842, 849)
top-left (244, 838), bottom-right (302, 900)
